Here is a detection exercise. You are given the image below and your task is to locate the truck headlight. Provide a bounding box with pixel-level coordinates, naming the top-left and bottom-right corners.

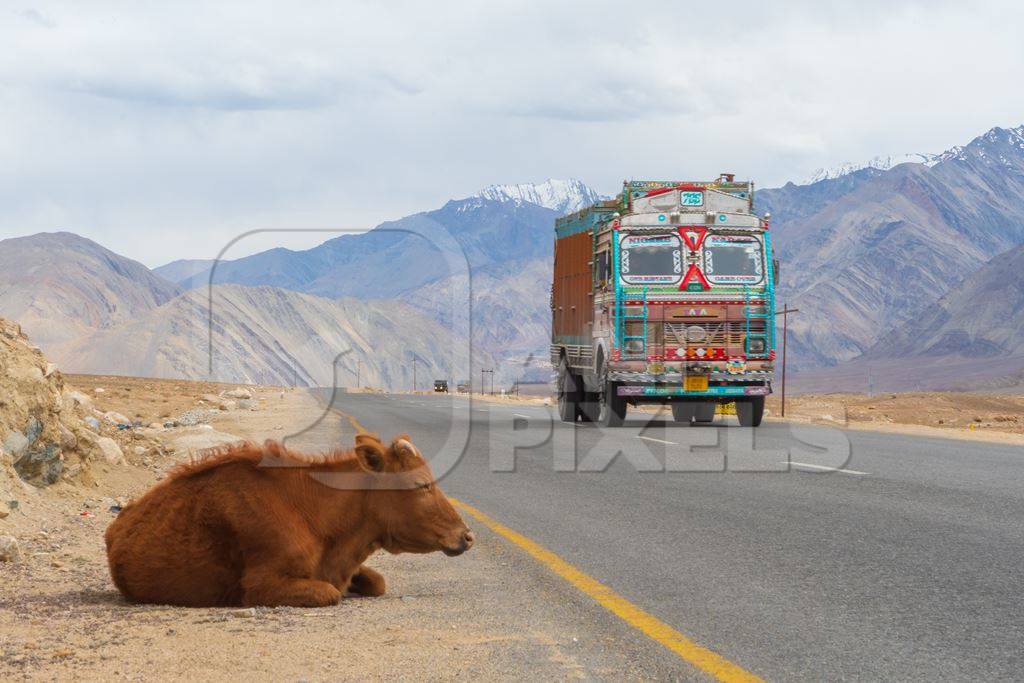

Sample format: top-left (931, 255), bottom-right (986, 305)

top-left (747, 338), bottom-right (766, 354)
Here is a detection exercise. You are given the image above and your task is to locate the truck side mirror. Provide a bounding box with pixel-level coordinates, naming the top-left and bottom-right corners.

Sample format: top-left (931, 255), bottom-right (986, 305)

top-left (772, 259), bottom-right (780, 286)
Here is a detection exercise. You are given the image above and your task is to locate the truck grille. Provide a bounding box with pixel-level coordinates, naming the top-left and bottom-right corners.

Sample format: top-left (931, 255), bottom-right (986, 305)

top-left (664, 321), bottom-right (766, 350)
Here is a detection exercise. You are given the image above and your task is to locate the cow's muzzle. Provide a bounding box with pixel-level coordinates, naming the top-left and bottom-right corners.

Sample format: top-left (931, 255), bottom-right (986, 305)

top-left (442, 530), bottom-right (475, 557)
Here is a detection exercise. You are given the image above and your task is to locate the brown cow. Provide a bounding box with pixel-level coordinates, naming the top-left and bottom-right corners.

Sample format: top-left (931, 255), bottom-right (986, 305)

top-left (104, 433), bottom-right (474, 607)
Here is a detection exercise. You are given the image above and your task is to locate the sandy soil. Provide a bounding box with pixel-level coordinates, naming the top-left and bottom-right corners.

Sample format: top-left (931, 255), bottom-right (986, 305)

top-left (766, 392), bottom-right (1024, 445)
top-left (0, 376), bottom-right (656, 681)
top-left (452, 384), bottom-right (1024, 444)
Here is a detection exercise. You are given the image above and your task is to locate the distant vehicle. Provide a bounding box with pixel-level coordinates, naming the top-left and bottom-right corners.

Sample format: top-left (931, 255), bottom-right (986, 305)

top-left (433, 380), bottom-right (449, 393)
top-left (551, 175), bottom-right (778, 427)
top-left (456, 381), bottom-right (469, 393)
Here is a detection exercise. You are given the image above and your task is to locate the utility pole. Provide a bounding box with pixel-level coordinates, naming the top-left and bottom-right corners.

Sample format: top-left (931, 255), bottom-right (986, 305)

top-left (774, 304), bottom-right (799, 418)
top-left (356, 359), bottom-right (361, 389)
top-left (412, 356), bottom-right (417, 393)
top-left (481, 369), bottom-right (494, 396)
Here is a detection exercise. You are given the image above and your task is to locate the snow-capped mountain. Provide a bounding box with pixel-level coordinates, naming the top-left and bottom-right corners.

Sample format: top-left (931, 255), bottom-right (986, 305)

top-left (473, 178), bottom-right (601, 214)
top-left (934, 124), bottom-right (1024, 168)
top-left (802, 153), bottom-right (939, 185)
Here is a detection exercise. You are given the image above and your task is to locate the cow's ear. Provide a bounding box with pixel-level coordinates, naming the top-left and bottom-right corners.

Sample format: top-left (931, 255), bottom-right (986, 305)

top-left (354, 433), bottom-right (387, 472)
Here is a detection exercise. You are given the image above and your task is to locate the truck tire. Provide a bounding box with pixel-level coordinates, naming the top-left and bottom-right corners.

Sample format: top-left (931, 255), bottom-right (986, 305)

top-left (578, 391), bottom-right (598, 422)
top-left (671, 403), bottom-right (696, 424)
top-left (736, 396), bottom-right (765, 427)
top-left (557, 362), bottom-right (581, 423)
top-left (597, 380), bottom-right (626, 427)
top-left (694, 402), bottom-right (716, 423)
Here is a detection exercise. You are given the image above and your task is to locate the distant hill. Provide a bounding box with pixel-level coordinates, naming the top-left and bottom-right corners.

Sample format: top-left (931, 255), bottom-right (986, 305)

top-left (759, 124), bottom-right (1024, 370)
top-left (0, 232), bottom-right (181, 349)
top-left (152, 258), bottom-right (215, 285)
top-left (52, 285), bottom-right (490, 389)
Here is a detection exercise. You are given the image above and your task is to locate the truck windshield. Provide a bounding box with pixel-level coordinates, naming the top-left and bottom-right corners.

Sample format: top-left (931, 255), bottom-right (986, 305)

top-left (619, 234), bottom-right (682, 285)
top-left (702, 236), bottom-right (764, 284)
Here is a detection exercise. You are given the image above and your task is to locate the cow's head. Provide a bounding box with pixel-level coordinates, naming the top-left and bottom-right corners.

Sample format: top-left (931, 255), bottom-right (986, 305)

top-left (355, 433), bottom-right (474, 557)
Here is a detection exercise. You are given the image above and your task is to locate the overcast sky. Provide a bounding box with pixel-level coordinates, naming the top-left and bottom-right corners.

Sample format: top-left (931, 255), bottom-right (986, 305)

top-left (2, 0), bottom-right (1023, 267)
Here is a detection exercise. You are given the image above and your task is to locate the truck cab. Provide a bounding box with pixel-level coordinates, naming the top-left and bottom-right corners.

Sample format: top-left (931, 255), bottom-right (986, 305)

top-left (550, 176), bottom-right (776, 427)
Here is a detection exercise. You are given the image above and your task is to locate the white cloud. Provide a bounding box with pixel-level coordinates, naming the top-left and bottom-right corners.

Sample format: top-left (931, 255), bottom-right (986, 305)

top-left (1, 0), bottom-right (1023, 266)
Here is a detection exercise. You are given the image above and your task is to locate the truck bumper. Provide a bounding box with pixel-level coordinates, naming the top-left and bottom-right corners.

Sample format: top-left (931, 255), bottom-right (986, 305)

top-left (616, 384), bottom-right (771, 398)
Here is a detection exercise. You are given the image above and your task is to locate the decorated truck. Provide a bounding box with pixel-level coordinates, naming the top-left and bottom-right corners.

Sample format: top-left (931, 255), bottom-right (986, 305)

top-left (550, 175), bottom-right (777, 427)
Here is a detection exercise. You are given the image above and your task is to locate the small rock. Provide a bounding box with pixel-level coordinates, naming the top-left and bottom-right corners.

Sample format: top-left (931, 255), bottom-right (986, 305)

top-left (51, 559), bottom-right (64, 568)
top-left (0, 536), bottom-right (21, 563)
top-left (103, 411), bottom-right (131, 426)
top-left (44, 362), bottom-right (59, 378)
top-left (59, 424), bottom-right (77, 450)
top-left (149, 422), bottom-right (163, 430)
top-left (64, 390), bottom-right (94, 412)
top-left (8, 500), bottom-right (19, 511)
top-left (94, 387), bottom-right (105, 393)
top-left (133, 446), bottom-right (147, 456)
top-left (230, 608), bottom-right (257, 618)
top-left (0, 509), bottom-right (7, 519)
top-left (400, 595), bottom-right (416, 602)
top-left (224, 388), bottom-right (253, 400)
top-left (3, 431), bottom-right (30, 459)
top-left (95, 437), bottom-right (126, 465)
top-left (236, 399), bottom-right (257, 411)
top-left (84, 416), bottom-right (101, 431)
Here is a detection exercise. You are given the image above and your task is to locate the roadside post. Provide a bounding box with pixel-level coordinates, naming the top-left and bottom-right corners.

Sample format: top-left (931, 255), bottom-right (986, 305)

top-left (774, 304), bottom-right (798, 417)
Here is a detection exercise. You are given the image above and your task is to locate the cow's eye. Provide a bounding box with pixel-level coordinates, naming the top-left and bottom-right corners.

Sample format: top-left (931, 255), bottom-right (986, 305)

top-left (418, 482), bottom-right (432, 492)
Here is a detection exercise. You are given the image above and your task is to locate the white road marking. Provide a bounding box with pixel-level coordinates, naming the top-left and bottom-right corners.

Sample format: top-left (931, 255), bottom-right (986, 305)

top-left (784, 461), bottom-right (869, 476)
top-left (637, 435), bottom-right (679, 446)
top-left (513, 413), bottom-right (531, 419)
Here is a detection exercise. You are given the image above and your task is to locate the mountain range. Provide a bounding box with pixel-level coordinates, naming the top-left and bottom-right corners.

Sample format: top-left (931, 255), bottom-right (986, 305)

top-left (758, 124), bottom-right (1024, 377)
top-left (3, 128), bottom-right (1024, 393)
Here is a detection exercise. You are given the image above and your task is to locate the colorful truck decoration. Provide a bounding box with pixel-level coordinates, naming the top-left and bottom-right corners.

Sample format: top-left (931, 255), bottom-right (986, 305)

top-left (550, 175), bottom-right (777, 427)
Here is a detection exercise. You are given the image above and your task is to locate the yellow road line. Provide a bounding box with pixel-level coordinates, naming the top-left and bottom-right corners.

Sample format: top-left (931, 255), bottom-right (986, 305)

top-left (451, 499), bottom-right (763, 683)
top-left (333, 403), bottom-right (761, 681)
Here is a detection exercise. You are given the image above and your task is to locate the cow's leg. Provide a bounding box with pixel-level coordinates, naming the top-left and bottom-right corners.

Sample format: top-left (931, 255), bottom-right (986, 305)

top-left (347, 565), bottom-right (386, 597)
top-left (241, 567), bottom-right (341, 608)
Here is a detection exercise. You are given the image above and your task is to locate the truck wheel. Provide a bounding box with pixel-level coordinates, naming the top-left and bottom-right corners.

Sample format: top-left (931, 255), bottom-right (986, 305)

top-left (694, 402), bottom-right (716, 423)
top-left (578, 391), bottom-right (598, 422)
top-left (557, 362), bottom-right (581, 423)
top-left (671, 403), bottom-right (696, 424)
top-left (597, 380), bottom-right (626, 427)
top-left (736, 396), bottom-right (765, 427)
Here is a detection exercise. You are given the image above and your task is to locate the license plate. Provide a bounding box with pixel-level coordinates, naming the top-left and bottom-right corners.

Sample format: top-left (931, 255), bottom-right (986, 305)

top-left (684, 376), bottom-right (709, 392)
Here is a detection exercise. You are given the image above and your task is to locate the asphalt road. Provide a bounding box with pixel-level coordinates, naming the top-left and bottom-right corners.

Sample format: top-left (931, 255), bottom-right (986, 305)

top-left (316, 391), bottom-right (1024, 681)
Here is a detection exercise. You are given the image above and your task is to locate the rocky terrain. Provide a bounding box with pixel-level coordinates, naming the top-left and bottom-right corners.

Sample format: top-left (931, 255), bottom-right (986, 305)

top-left (0, 317), bottom-right (164, 497)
